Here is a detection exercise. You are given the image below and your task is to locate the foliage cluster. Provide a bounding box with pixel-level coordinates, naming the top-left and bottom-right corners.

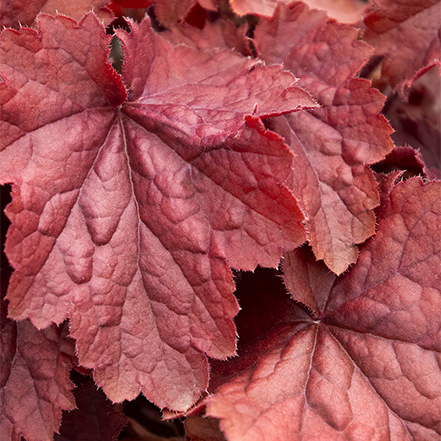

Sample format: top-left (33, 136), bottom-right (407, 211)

top-left (1, 0), bottom-right (440, 440)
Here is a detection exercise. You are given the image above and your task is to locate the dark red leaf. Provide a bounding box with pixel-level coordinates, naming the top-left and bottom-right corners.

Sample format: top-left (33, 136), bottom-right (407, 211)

top-left (0, 13), bottom-right (315, 411)
top-left (206, 178), bottom-right (441, 441)
top-left (384, 65), bottom-right (441, 179)
top-left (364, 0), bottom-right (441, 98)
top-left (372, 146), bottom-right (427, 179)
top-left (254, 2), bottom-right (394, 274)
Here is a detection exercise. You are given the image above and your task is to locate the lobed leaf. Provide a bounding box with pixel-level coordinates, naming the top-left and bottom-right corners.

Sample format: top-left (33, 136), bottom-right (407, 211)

top-left (364, 0), bottom-right (441, 98)
top-left (0, 316), bottom-right (76, 441)
top-left (154, 0), bottom-right (198, 28)
top-left (230, 0), bottom-right (369, 23)
top-left (0, 0), bottom-right (113, 29)
top-left (0, 13), bottom-right (315, 411)
top-left (206, 177), bottom-right (441, 441)
top-left (162, 19), bottom-right (252, 56)
top-left (384, 65), bottom-right (441, 179)
top-left (254, 2), bottom-right (394, 274)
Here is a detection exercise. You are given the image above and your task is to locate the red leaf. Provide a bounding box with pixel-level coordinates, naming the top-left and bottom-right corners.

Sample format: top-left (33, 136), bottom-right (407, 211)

top-left (206, 178), bottom-right (441, 441)
top-left (384, 65), bottom-right (441, 179)
top-left (254, 2), bottom-right (394, 274)
top-left (154, 0), bottom-right (198, 27)
top-left (0, 0), bottom-right (113, 29)
top-left (0, 13), bottom-right (315, 411)
top-left (1, 317), bottom-right (76, 441)
top-left (162, 20), bottom-right (251, 56)
top-left (372, 146), bottom-right (428, 179)
top-left (364, 0), bottom-right (441, 98)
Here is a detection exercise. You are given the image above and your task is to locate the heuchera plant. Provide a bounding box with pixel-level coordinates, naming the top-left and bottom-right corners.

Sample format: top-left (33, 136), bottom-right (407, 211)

top-left (0, 0), bottom-right (440, 440)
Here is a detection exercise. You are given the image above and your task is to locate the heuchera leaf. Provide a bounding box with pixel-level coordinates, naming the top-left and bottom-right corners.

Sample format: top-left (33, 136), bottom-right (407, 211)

top-left (372, 146), bottom-right (428, 179)
top-left (162, 20), bottom-right (251, 56)
top-left (230, 0), bottom-right (369, 23)
top-left (385, 65), bottom-right (441, 179)
top-left (0, 13), bottom-right (316, 411)
top-left (254, 2), bottom-right (394, 274)
top-left (230, 0), bottom-right (367, 23)
top-left (154, 0), bottom-right (198, 27)
top-left (206, 177), bottom-right (441, 441)
top-left (364, 0), bottom-right (441, 98)
top-left (299, 0), bottom-right (369, 23)
top-left (0, 315), bottom-right (76, 441)
top-left (0, 0), bottom-right (113, 29)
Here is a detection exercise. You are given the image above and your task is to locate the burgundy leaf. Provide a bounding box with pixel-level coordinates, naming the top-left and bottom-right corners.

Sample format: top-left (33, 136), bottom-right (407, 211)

top-left (384, 65), bottom-right (441, 179)
top-left (1, 317), bottom-right (76, 441)
top-left (206, 178), bottom-right (441, 441)
top-left (364, 0), bottom-right (441, 98)
top-left (0, 0), bottom-right (113, 29)
top-left (372, 146), bottom-right (428, 179)
top-left (0, 13), bottom-right (315, 411)
top-left (254, 2), bottom-right (394, 274)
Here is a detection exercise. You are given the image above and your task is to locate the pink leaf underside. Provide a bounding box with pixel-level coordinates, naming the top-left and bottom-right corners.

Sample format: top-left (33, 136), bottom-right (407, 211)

top-left (0, 13), bottom-right (315, 410)
top-left (364, 0), bottom-right (441, 97)
top-left (230, 0), bottom-right (369, 23)
top-left (0, 0), bottom-right (113, 29)
top-left (162, 20), bottom-right (251, 56)
top-left (207, 177), bottom-right (441, 441)
top-left (254, 2), bottom-right (395, 275)
top-left (57, 382), bottom-right (127, 441)
top-left (0, 318), bottom-right (75, 441)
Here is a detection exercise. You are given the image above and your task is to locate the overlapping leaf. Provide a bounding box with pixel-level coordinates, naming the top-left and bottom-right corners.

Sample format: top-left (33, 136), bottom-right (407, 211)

top-left (0, 12), bottom-right (316, 411)
top-left (385, 65), bottom-right (441, 179)
top-left (163, 20), bottom-right (251, 56)
top-left (364, 0), bottom-right (441, 98)
top-left (254, 2), bottom-right (394, 274)
top-left (140, 0), bottom-right (217, 28)
top-left (230, 0), bottom-right (369, 23)
top-left (0, 315), bottom-right (76, 441)
top-left (154, 0), bottom-right (198, 27)
top-left (206, 177), bottom-right (441, 441)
